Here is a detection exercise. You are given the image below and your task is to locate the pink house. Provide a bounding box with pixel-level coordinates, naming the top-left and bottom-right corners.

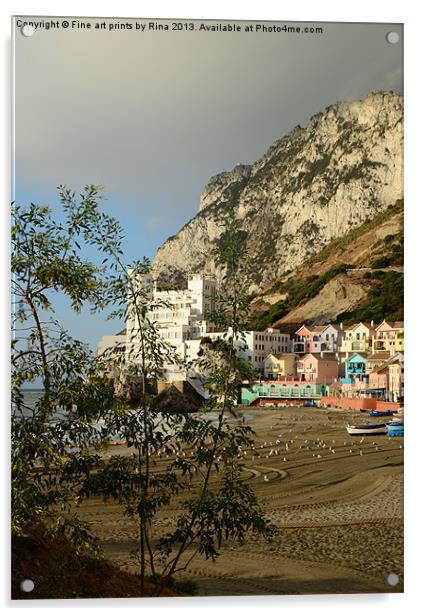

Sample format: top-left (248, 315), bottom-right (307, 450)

top-left (293, 325), bottom-right (325, 354)
top-left (368, 353), bottom-right (404, 401)
top-left (365, 351), bottom-right (392, 374)
top-left (296, 353), bottom-right (339, 384)
top-left (368, 367), bottom-right (388, 397)
top-left (372, 320), bottom-right (404, 353)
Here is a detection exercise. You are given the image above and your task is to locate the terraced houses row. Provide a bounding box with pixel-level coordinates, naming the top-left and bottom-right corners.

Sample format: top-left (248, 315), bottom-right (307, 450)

top-left (253, 320), bottom-right (404, 403)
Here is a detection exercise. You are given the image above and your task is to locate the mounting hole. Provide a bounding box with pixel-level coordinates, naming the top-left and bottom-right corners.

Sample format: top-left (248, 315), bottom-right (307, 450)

top-left (20, 578), bottom-right (35, 592)
top-left (21, 24), bottom-right (35, 37)
top-left (386, 572), bottom-right (399, 586)
top-left (386, 31), bottom-right (399, 44)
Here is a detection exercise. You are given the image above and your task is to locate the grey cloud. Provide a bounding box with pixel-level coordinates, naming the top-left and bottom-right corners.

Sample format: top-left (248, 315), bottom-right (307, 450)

top-left (14, 19), bottom-right (403, 217)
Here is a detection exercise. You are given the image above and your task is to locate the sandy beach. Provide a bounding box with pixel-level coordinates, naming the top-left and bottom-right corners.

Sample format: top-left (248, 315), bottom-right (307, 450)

top-left (78, 405), bottom-right (403, 595)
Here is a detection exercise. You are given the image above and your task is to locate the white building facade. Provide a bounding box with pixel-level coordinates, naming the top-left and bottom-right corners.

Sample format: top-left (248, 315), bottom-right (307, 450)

top-left (125, 273), bottom-right (217, 372)
top-left (207, 328), bottom-right (291, 371)
top-left (124, 269), bottom-right (292, 377)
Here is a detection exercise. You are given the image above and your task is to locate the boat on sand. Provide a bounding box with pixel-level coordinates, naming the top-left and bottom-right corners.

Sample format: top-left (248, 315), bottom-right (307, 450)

top-left (346, 423), bottom-right (387, 436)
top-left (386, 420), bottom-right (404, 437)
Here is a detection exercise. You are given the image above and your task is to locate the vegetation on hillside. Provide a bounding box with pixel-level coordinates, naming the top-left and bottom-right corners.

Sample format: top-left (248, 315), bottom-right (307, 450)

top-left (335, 270), bottom-right (403, 325)
top-left (249, 264), bottom-right (351, 330)
top-left (370, 230), bottom-right (403, 268)
top-left (304, 198), bottom-right (403, 268)
top-left (248, 198), bottom-right (403, 330)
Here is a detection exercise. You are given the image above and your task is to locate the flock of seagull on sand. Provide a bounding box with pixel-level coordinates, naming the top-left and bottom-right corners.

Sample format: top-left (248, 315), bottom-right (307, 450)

top-left (148, 415), bottom-right (403, 483)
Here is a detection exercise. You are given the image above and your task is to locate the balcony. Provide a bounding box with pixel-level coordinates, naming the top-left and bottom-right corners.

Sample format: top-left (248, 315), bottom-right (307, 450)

top-left (373, 341), bottom-right (387, 351)
top-left (293, 342), bottom-right (305, 353)
top-left (351, 342), bottom-right (367, 351)
top-left (346, 362), bottom-right (366, 376)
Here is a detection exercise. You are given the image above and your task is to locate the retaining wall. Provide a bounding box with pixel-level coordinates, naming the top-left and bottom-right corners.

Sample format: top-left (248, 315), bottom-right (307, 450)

top-left (320, 396), bottom-right (402, 411)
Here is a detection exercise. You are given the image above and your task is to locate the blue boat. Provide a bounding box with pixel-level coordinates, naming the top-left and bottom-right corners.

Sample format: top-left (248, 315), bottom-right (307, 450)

top-left (369, 410), bottom-right (396, 417)
top-left (386, 420), bottom-right (404, 437)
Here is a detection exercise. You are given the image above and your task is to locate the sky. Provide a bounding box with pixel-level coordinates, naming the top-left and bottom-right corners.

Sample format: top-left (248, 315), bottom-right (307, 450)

top-left (13, 17), bottom-right (403, 350)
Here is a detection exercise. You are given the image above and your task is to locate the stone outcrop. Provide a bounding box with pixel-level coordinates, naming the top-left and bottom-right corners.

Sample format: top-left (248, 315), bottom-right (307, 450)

top-left (152, 92), bottom-right (403, 293)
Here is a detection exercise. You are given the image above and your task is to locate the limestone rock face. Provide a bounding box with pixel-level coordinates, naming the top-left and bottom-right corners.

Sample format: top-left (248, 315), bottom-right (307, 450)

top-left (152, 92), bottom-right (403, 292)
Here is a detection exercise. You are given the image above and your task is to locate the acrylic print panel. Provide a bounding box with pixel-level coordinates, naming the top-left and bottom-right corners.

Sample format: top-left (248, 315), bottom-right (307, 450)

top-left (12, 16), bottom-right (403, 599)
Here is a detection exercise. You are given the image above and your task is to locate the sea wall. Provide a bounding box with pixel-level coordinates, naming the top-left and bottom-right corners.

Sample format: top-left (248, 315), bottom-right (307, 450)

top-left (320, 397), bottom-right (402, 411)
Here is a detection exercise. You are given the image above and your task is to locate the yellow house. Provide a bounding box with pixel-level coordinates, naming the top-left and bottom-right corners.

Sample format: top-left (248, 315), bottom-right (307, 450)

top-left (264, 353), bottom-right (297, 380)
top-left (339, 322), bottom-right (376, 355)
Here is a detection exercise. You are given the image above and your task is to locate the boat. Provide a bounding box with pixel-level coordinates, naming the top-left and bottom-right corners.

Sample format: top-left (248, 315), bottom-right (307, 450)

top-left (346, 423), bottom-right (387, 436)
top-left (386, 419), bottom-right (404, 437)
top-left (369, 410), bottom-right (396, 417)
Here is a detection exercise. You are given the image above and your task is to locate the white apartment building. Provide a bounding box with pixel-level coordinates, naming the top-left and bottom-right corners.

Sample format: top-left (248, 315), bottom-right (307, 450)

top-left (206, 328), bottom-right (291, 371)
top-left (126, 272), bottom-right (217, 370)
top-left (122, 272), bottom-right (290, 383)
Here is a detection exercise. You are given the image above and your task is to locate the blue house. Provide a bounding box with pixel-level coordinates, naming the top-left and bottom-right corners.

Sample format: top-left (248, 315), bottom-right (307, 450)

top-left (343, 353), bottom-right (368, 384)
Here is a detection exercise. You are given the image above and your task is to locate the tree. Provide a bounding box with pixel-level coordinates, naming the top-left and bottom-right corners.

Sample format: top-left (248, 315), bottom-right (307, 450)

top-left (11, 186), bottom-right (119, 550)
top-left (12, 187), bottom-right (273, 597)
top-left (83, 213), bottom-right (273, 595)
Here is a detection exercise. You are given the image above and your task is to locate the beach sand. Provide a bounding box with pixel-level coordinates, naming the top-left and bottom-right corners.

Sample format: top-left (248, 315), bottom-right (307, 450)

top-left (78, 406), bottom-right (404, 595)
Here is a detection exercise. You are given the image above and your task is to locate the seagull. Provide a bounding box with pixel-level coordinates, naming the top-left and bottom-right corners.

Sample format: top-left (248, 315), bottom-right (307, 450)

top-left (263, 475), bottom-right (269, 482)
top-left (283, 457), bottom-right (288, 462)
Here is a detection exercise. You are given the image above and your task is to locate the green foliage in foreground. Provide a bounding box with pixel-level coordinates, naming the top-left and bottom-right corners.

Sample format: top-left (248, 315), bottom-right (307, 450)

top-left (11, 187), bottom-right (273, 598)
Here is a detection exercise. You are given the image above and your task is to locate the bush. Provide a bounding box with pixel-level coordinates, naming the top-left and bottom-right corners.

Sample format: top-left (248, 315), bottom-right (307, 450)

top-left (371, 255), bottom-right (392, 269)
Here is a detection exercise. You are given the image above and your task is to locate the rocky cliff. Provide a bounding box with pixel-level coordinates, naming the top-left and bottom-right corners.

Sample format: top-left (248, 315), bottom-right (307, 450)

top-left (152, 91), bottom-right (403, 292)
